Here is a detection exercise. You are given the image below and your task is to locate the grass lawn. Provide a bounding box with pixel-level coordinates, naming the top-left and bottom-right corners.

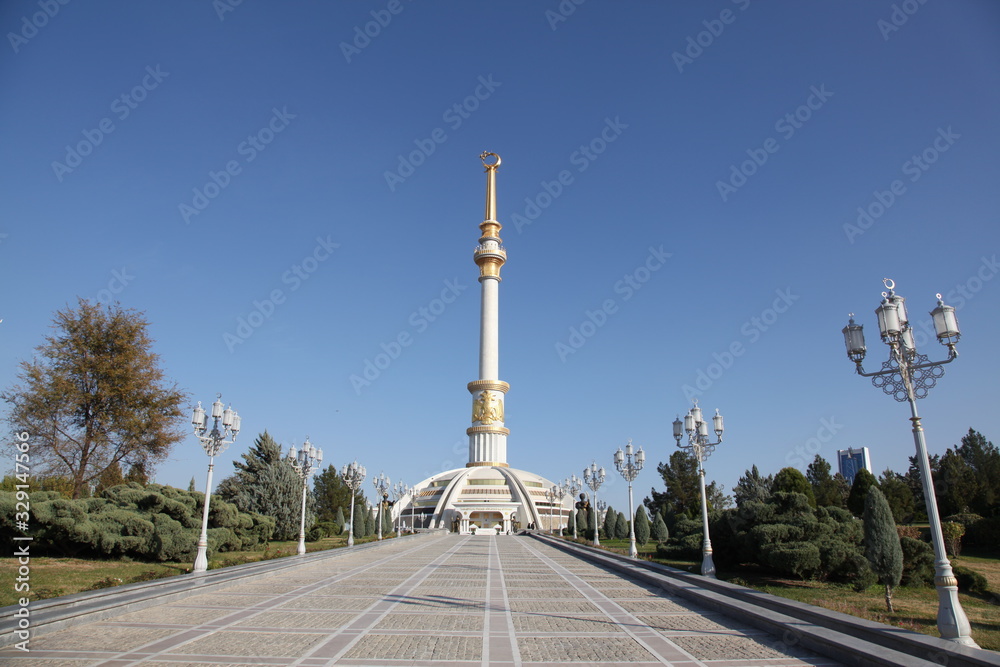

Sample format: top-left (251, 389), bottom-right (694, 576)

top-left (0, 533), bottom-right (380, 608)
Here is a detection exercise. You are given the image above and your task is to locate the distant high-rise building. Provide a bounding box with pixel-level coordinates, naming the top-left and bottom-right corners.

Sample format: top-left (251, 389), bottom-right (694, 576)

top-left (837, 447), bottom-right (872, 484)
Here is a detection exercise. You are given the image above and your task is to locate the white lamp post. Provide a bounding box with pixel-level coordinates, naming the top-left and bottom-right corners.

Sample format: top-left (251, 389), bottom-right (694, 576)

top-left (842, 279), bottom-right (976, 647)
top-left (564, 475), bottom-right (582, 539)
top-left (340, 460), bottom-right (366, 547)
top-left (614, 440), bottom-right (645, 558)
top-left (582, 462), bottom-right (605, 547)
top-left (673, 401), bottom-right (723, 578)
top-left (391, 481), bottom-right (407, 536)
top-left (191, 395), bottom-right (240, 573)
top-left (286, 437), bottom-right (322, 555)
top-left (372, 472), bottom-right (390, 541)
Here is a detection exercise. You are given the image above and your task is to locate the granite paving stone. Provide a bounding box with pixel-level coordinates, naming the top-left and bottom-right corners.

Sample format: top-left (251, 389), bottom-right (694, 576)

top-left (0, 533), bottom-right (848, 666)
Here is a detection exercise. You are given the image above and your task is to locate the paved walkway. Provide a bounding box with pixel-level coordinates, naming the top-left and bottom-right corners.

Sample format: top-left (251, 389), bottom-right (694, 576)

top-left (1, 534), bottom-right (841, 666)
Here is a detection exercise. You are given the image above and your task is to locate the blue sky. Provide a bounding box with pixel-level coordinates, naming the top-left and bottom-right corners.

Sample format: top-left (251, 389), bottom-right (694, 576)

top-left (2, 1), bottom-right (998, 515)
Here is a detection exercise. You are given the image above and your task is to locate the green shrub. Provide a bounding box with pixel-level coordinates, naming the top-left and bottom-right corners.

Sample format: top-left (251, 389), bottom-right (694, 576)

top-left (634, 506), bottom-right (651, 546)
top-left (953, 566), bottom-right (989, 595)
top-left (896, 525), bottom-right (921, 540)
top-left (899, 536), bottom-right (934, 586)
top-left (941, 521), bottom-right (965, 557)
top-left (966, 516), bottom-right (1000, 553)
top-left (762, 542), bottom-right (821, 580)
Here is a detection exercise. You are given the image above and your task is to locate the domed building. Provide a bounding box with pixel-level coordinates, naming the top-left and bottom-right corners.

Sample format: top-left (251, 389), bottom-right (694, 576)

top-left (394, 153), bottom-right (571, 534)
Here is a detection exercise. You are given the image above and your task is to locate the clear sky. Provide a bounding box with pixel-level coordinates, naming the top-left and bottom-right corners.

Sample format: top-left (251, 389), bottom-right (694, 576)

top-left (2, 1), bottom-right (998, 515)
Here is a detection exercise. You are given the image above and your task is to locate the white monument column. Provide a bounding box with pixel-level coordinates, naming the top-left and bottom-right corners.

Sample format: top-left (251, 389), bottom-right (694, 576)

top-left (467, 152), bottom-right (510, 468)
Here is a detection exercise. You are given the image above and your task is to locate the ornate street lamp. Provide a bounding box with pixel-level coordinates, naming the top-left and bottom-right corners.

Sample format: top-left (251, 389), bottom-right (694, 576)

top-left (582, 462), bottom-right (605, 547)
top-left (191, 395), bottom-right (240, 573)
top-left (596, 500), bottom-right (608, 526)
top-left (614, 440), bottom-right (645, 558)
top-left (545, 486), bottom-right (557, 534)
top-left (340, 460), bottom-right (366, 547)
top-left (286, 437), bottom-right (323, 555)
top-left (674, 401), bottom-right (723, 578)
top-left (548, 484), bottom-right (567, 535)
top-left (564, 475), bottom-right (582, 539)
top-left (391, 481), bottom-right (407, 536)
top-left (842, 279), bottom-right (976, 647)
top-left (372, 472), bottom-right (390, 541)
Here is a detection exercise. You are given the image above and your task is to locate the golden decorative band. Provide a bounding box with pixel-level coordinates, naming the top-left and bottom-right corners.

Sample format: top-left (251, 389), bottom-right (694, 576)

top-left (468, 380), bottom-right (510, 393)
top-left (466, 461), bottom-right (509, 468)
top-left (466, 425), bottom-right (510, 436)
top-left (935, 575), bottom-right (959, 588)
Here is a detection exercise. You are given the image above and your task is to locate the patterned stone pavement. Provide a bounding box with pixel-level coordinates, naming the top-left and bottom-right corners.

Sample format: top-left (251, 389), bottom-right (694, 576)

top-left (0, 534), bottom-right (843, 666)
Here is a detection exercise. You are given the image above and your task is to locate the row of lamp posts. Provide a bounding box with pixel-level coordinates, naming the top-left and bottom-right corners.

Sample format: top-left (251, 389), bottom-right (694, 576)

top-left (187, 280), bottom-right (973, 646)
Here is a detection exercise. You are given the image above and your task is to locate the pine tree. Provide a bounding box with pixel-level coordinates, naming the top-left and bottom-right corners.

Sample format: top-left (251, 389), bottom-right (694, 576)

top-left (188, 477), bottom-right (197, 492)
top-left (864, 487), bottom-right (903, 612)
top-left (216, 431), bottom-right (311, 541)
top-left (2, 299), bottom-right (187, 498)
top-left (734, 465), bottom-right (774, 507)
top-left (313, 464), bottom-right (363, 523)
top-left (634, 505), bottom-right (651, 546)
top-left (651, 512), bottom-right (669, 542)
top-left (807, 455), bottom-right (846, 508)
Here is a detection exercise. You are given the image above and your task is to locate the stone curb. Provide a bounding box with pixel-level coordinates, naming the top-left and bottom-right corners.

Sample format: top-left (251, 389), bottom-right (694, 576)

top-left (531, 534), bottom-right (1000, 667)
top-left (1, 533), bottom-right (427, 647)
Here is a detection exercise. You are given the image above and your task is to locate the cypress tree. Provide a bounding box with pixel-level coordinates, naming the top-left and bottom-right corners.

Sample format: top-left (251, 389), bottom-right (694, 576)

top-left (353, 503), bottom-right (366, 539)
top-left (848, 468), bottom-right (879, 517)
top-left (335, 506), bottom-right (346, 533)
top-left (576, 508), bottom-right (588, 537)
top-left (634, 505), bottom-right (651, 546)
top-left (651, 512), bottom-right (669, 542)
top-left (615, 512), bottom-right (629, 539)
top-left (603, 508), bottom-right (617, 539)
top-left (863, 487), bottom-right (903, 612)
top-left (364, 506), bottom-right (375, 536)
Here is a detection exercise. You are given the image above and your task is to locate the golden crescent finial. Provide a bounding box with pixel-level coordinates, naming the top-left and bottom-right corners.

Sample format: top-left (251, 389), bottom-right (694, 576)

top-left (480, 152), bottom-right (501, 170)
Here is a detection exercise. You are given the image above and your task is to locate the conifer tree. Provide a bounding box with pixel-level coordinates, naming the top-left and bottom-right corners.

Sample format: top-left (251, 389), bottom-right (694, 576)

top-left (847, 468), bottom-right (879, 517)
top-left (188, 477), bottom-right (197, 492)
top-left (2, 299), bottom-right (186, 498)
top-left (615, 511), bottom-right (629, 539)
top-left (651, 511), bottom-right (669, 542)
top-left (216, 431), bottom-right (311, 541)
top-left (353, 502), bottom-right (366, 539)
top-left (603, 508), bottom-right (617, 539)
top-left (634, 505), bottom-right (651, 546)
top-left (335, 506), bottom-right (346, 533)
top-left (863, 487), bottom-right (903, 612)
top-left (94, 461), bottom-right (125, 495)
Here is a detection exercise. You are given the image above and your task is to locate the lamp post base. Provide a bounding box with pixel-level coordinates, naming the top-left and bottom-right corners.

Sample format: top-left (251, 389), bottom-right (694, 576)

top-left (297, 536), bottom-right (306, 555)
top-left (628, 539), bottom-right (637, 559)
top-left (193, 544), bottom-right (208, 573)
top-left (701, 549), bottom-right (716, 578)
top-left (936, 581), bottom-right (979, 647)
